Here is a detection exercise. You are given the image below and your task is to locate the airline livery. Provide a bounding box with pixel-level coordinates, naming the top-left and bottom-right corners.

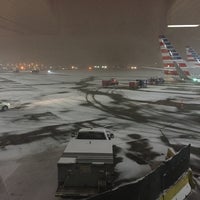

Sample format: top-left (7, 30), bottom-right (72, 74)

top-left (159, 35), bottom-right (200, 82)
top-left (185, 46), bottom-right (200, 66)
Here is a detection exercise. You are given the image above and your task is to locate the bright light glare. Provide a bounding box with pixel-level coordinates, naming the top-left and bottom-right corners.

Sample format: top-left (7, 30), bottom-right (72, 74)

top-left (193, 78), bottom-right (200, 82)
top-left (168, 24), bottom-right (199, 28)
top-left (130, 66), bottom-right (137, 70)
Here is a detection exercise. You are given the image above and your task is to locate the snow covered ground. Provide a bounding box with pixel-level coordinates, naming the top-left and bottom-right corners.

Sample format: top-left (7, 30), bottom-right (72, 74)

top-left (0, 69), bottom-right (200, 200)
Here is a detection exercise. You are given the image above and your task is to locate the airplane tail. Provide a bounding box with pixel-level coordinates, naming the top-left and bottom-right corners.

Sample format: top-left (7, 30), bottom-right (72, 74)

top-left (186, 46), bottom-right (200, 66)
top-left (159, 35), bottom-right (190, 80)
top-left (173, 61), bottom-right (190, 81)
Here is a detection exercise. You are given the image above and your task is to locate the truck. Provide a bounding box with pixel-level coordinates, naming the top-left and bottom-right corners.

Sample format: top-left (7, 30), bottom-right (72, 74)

top-left (129, 81), bottom-right (139, 89)
top-left (0, 101), bottom-right (11, 111)
top-left (102, 78), bottom-right (119, 87)
top-left (129, 80), bottom-right (148, 89)
top-left (55, 128), bottom-right (114, 198)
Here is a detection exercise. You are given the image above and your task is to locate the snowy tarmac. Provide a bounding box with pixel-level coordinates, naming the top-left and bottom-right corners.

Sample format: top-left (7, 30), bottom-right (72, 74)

top-left (0, 69), bottom-right (200, 200)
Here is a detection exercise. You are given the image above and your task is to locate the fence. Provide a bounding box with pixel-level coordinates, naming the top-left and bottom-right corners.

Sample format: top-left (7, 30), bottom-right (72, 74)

top-left (88, 144), bottom-right (191, 200)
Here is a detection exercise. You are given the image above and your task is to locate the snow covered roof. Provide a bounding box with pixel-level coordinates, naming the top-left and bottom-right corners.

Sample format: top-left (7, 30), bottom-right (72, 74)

top-left (64, 139), bottom-right (113, 155)
top-left (58, 157), bottom-right (76, 164)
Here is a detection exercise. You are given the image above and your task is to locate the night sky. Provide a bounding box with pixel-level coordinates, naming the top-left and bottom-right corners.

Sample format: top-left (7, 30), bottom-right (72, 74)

top-left (0, 0), bottom-right (187, 67)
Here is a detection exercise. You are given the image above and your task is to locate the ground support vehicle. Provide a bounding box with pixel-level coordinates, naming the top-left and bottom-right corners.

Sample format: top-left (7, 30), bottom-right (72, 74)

top-left (136, 79), bottom-right (148, 88)
top-left (129, 80), bottom-right (148, 89)
top-left (0, 101), bottom-right (10, 111)
top-left (31, 69), bottom-right (40, 73)
top-left (56, 128), bottom-right (114, 198)
top-left (148, 77), bottom-right (165, 85)
top-left (129, 81), bottom-right (139, 89)
top-left (102, 78), bottom-right (119, 87)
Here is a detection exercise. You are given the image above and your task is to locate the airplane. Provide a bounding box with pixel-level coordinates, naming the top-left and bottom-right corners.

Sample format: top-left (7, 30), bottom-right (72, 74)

top-left (158, 35), bottom-right (200, 82)
top-left (173, 61), bottom-right (195, 82)
top-left (185, 46), bottom-right (200, 66)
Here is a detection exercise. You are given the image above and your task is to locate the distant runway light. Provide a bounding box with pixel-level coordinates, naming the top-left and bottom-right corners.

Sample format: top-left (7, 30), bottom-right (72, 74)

top-left (131, 66), bottom-right (137, 70)
top-left (167, 24), bottom-right (199, 28)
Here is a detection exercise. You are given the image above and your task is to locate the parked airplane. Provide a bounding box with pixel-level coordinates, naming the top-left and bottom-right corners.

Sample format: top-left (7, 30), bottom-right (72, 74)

top-left (159, 35), bottom-right (200, 82)
top-left (185, 46), bottom-right (200, 66)
top-left (173, 61), bottom-right (195, 81)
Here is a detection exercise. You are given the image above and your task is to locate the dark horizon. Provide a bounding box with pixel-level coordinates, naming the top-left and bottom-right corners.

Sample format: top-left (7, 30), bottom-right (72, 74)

top-left (0, 0), bottom-right (171, 66)
top-left (0, 0), bottom-right (199, 67)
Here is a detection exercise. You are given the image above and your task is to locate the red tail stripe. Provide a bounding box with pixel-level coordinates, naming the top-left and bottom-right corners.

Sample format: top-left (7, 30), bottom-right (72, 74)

top-left (163, 63), bottom-right (187, 67)
top-left (162, 56), bottom-right (172, 60)
top-left (160, 42), bottom-right (164, 46)
top-left (179, 63), bottom-right (187, 67)
top-left (164, 70), bottom-right (178, 75)
top-left (161, 49), bottom-right (168, 53)
top-left (164, 70), bottom-right (190, 75)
